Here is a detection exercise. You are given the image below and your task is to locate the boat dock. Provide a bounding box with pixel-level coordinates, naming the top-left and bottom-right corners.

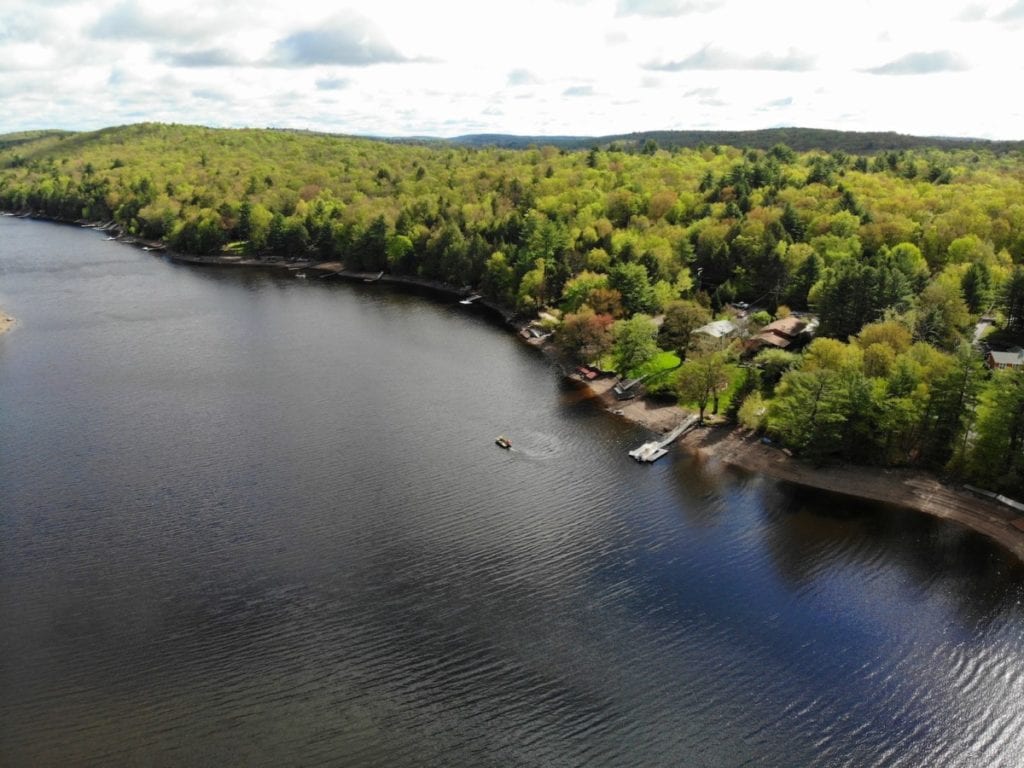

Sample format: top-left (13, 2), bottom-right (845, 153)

top-left (628, 415), bottom-right (699, 463)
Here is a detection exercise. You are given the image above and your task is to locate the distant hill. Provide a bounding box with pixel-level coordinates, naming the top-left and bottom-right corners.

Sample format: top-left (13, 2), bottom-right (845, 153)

top-left (447, 128), bottom-right (1024, 154)
top-left (0, 130), bottom-right (74, 152)
top-left (3, 125), bottom-right (1021, 156)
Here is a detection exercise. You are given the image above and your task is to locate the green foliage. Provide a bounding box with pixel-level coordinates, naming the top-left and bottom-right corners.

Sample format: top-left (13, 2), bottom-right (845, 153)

top-left (608, 262), bottom-right (655, 315)
top-left (555, 307), bottom-right (614, 364)
top-left (612, 314), bottom-right (659, 375)
top-left (676, 351), bottom-right (733, 423)
top-left (753, 348), bottom-right (799, 392)
top-left (658, 299), bottom-right (710, 356)
top-left (5, 123), bottom-right (1024, 486)
top-left (967, 370), bottom-right (1024, 489)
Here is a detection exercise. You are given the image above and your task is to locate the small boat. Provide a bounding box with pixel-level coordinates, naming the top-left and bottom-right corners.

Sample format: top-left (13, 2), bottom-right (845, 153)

top-left (460, 294), bottom-right (482, 305)
top-left (295, 272), bottom-right (307, 279)
top-left (495, 435), bottom-right (512, 449)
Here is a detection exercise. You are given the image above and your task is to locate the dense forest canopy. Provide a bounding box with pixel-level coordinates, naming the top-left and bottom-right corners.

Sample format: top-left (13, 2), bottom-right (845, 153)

top-left (449, 127), bottom-right (1024, 154)
top-left (4, 122), bottom-right (1024, 492)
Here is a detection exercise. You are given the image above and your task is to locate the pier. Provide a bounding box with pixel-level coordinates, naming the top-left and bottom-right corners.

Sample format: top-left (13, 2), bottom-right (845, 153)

top-left (628, 415), bottom-right (699, 463)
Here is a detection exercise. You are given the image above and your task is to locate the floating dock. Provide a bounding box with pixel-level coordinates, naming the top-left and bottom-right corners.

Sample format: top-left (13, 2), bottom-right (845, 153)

top-left (628, 415), bottom-right (699, 463)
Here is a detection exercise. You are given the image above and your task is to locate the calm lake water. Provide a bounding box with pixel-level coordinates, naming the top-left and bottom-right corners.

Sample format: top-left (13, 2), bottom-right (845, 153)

top-left (2, 216), bottom-right (1023, 767)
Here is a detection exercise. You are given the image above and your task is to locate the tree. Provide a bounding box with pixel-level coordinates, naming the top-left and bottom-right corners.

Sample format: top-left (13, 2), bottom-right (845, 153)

top-left (676, 352), bottom-right (731, 424)
top-left (1003, 267), bottom-right (1024, 332)
top-left (556, 307), bottom-right (614, 363)
top-left (560, 270), bottom-right (609, 313)
top-left (768, 369), bottom-right (850, 458)
top-left (753, 348), bottom-right (799, 392)
top-left (481, 251), bottom-right (515, 305)
top-left (657, 299), bottom-right (710, 357)
top-left (913, 278), bottom-right (969, 348)
top-left (961, 262), bottom-right (992, 314)
top-left (918, 343), bottom-right (983, 468)
top-left (611, 314), bottom-right (659, 375)
top-left (813, 258), bottom-right (882, 339)
top-left (856, 320), bottom-right (912, 354)
top-left (968, 369), bottom-right (1024, 491)
top-left (357, 215), bottom-right (388, 271)
top-left (608, 262), bottom-right (655, 315)
top-left (517, 259), bottom-right (547, 311)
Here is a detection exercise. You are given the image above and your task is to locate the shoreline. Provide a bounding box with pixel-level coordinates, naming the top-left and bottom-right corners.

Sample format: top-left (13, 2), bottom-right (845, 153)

top-left (572, 365), bottom-right (1024, 563)
top-left (8, 212), bottom-right (1024, 562)
top-left (677, 424), bottom-right (1024, 563)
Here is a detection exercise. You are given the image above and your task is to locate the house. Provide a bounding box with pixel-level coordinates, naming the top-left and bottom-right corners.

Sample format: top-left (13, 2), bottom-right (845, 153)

top-left (987, 347), bottom-right (1024, 370)
top-left (613, 378), bottom-right (644, 400)
top-left (745, 315), bottom-right (818, 354)
top-left (692, 319), bottom-right (738, 340)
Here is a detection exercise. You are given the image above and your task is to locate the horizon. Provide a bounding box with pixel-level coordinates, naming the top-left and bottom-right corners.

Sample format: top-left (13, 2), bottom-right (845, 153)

top-left (6, 122), bottom-right (1022, 146)
top-left (2, 0), bottom-right (1023, 139)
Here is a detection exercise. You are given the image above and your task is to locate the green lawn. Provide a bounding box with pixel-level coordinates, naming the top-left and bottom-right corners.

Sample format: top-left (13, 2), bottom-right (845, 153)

top-left (633, 351), bottom-right (681, 380)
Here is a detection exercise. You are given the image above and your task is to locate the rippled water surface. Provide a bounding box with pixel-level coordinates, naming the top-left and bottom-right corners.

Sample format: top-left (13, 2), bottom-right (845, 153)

top-left (2, 217), bottom-right (1024, 767)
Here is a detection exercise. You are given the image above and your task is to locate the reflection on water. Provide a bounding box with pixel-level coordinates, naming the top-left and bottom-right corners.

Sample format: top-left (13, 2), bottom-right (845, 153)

top-left (1, 217), bottom-right (1023, 767)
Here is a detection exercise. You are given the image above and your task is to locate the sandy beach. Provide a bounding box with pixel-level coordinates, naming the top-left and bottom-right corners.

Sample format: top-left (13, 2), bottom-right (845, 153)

top-left (570, 372), bottom-right (1024, 562)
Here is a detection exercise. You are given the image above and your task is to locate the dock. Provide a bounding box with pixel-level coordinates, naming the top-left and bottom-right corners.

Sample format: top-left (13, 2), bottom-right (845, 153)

top-left (628, 415), bottom-right (699, 463)
top-left (459, 294), bottom-right (482, 305)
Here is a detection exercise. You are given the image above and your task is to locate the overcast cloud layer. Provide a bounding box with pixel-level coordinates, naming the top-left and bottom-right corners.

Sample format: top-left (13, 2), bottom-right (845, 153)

top-left (1, 0), bottom-right (1022, 138)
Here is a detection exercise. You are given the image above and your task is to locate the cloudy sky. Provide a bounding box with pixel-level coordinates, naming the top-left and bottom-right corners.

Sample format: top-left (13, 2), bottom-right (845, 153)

top-left (2, 0), bottom-right (1023, 138)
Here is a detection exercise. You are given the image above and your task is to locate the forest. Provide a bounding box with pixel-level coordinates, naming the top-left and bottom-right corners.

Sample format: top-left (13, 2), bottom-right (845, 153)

top-left (3, 122), bottom-right (1024, 493)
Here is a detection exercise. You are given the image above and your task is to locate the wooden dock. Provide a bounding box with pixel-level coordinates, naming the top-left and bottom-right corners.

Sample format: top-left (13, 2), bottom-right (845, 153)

top-left (628, 415), bottom-right (699, 463)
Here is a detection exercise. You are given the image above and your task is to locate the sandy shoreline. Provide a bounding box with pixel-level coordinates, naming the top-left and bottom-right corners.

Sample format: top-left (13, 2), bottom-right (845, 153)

top-left (0, 310), bottom-right (13, 335)
top-left (681, 424), bottom-right (1024, 562)
top-left (570, 374), bottom-right (1024, 562)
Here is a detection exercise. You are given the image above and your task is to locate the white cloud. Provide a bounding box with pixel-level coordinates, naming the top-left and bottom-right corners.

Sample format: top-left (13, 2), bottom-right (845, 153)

top-left (268, 11), bottom-right (420, 67)
top-left (0, 0), bottom-right (1019, 139)
top-left (865, 50), bottom-right (968, 75)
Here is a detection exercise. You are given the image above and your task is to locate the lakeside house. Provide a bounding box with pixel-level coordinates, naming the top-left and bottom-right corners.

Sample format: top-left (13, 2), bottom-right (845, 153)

top-left (744, 315), bottom-right (818, 354)
top-left (692, 319), bottom-right (738, 341)
top-left (987, 347), bottom-right (1024, 370)
top-left (613, 377), bottom-right (644, 400)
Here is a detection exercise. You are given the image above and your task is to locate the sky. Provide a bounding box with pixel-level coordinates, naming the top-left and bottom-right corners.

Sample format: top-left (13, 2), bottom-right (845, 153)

top-left (2, 0), bottom-right (1023, 139)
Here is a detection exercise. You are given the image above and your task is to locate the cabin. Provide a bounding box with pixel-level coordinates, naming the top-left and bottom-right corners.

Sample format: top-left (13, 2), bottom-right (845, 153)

top-left (987, 347), bottom-right (1024, 370)
top-left (745, 315), bottom-right (818, 354)
top-left (612, 378), bottom-right (644, 400)
top-left (692, 319), bottom-right (738, 341)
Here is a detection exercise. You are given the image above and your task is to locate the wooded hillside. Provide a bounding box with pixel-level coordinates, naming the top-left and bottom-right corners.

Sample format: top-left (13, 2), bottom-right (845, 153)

top-left (3, 123), bottom-right (1024, 491)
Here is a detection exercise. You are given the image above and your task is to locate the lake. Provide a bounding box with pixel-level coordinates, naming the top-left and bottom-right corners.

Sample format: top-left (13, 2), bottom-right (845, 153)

top-left (2, 216), bottom-right (1023, 766)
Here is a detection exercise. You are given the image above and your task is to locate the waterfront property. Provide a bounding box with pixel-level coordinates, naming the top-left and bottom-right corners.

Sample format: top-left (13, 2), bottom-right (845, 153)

top-left (744, 315), bottom-right (818, 354)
